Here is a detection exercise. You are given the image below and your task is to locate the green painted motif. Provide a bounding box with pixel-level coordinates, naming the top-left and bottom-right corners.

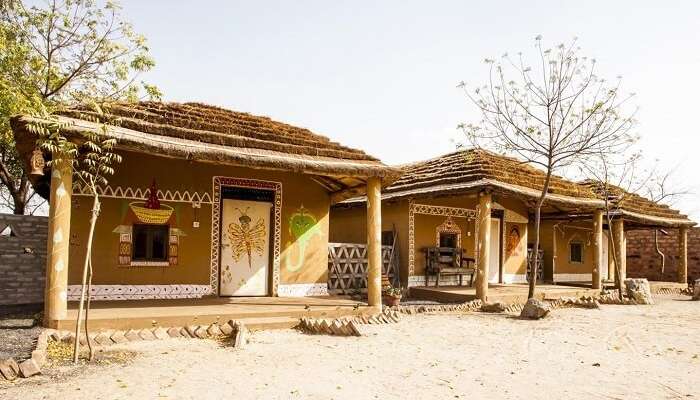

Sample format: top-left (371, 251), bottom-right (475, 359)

top-left (285, 205), bottom-right (322, 272)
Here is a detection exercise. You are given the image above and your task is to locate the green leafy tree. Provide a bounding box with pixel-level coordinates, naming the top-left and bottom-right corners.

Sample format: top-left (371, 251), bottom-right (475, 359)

top-left (31, 103), bottom-right (121, 362)
top-left (0, 0), bottom-right (160, 214)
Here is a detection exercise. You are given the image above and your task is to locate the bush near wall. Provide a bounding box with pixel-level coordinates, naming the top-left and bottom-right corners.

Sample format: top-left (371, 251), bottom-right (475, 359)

top-left (626, 227), bottom-right (700, 283)
top-left (0, 214), bottom-right (48, 306)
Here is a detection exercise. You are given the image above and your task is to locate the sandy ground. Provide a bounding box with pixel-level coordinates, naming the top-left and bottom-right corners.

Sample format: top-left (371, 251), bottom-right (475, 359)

top-left (1, 295), bottom-right (699, 400)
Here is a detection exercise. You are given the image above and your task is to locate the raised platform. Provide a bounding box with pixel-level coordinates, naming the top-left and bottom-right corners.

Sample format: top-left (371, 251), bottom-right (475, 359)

top-left (56, 296), bottom-right (373, 331)
top-left (409, 281), bottom-right (688, 304)
top-left (410, 283), bottom-right (601, 304)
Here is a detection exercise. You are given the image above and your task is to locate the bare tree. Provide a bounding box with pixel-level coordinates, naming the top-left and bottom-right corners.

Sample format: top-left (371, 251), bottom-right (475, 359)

top-left (642, 166), bottom-right (690, 276)
top-left (459, 36), bottom-right (637, 300)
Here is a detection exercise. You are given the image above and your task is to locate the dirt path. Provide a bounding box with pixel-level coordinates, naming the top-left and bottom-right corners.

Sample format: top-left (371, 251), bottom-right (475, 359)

top-left (1, 296), bottom-right (698, 400)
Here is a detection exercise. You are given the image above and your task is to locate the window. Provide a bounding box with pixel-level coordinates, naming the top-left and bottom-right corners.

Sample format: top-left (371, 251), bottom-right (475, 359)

top-left (569, 240), bottom-right (584, 264)
top-left (382, 231), bottom-right (395, 246)
top-left (439, 232), bottom-right (458, 248)
top-left (132, 224), bottom-right (169, 262)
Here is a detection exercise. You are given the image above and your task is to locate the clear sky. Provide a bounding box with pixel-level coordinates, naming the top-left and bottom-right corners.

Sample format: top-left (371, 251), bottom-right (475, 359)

top-left (119, 0), bottom-right (700, 220)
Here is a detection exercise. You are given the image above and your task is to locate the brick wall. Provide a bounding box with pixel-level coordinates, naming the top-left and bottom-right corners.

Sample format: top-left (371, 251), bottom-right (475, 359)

top-left (626, 227), bottom-right (700, 284)
top-left (0, 214), bottom-right (48, 305)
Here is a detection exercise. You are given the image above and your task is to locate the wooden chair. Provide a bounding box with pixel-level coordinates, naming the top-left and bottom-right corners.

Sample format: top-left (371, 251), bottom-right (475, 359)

top-left (423, 247), bottom-right (475, 287)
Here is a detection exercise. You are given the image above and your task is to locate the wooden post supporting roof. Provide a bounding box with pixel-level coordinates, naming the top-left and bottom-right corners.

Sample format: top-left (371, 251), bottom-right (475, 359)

top-left (366, 177), bottom-right (382, 310)
top-left (678, 227), bottom-right (688, 284)
top-left (592, 210), bottom-right (603, 290)
top-left (476, 192), bottom-right (492, 301)
top-left (612, 219), bottom-right (626, 283)
top-left (44, 158), bottom-right (72, 328)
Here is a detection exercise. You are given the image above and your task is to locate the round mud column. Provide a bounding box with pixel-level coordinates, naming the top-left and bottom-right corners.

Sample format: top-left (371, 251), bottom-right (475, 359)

top-left (366, 177), bottom-right (382, 310)
top-left (476, 192), bottom-right (492, 301)
top-left (612, 219), bottom-right (626, 283)
top-left (44, 158), bottom-right (73, 328)
top-left (592, 210), bottom-right (603, 290)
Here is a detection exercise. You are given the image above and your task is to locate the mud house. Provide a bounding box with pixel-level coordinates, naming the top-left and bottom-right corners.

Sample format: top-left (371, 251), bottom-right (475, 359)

top-left (330, 150), bottom-right (695, 299)
top-left (11, 102), bottom-right (400, 328)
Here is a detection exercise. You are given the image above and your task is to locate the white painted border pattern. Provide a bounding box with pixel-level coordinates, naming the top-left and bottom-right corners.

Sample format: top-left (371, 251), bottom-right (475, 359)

top-left (67, 284), bottom-right (212, 301)
top-left (72, 181), bottom-right (213, 204)
top-left (277, 283), bottom-right (329, 297)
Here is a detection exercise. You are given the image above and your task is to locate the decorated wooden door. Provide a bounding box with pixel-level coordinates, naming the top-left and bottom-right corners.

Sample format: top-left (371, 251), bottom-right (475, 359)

top-left (220, 199), bottom-right (272, 296)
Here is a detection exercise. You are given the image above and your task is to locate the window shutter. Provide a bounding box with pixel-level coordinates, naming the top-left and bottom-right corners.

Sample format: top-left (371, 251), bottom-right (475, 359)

top-left (119, 227), bottom-right (132, 265)
top-left (169, 232), bottom-right (179, 266)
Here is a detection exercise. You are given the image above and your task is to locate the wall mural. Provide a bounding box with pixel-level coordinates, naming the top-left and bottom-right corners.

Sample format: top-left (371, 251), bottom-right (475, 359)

top-left (506, 226), bottom-right (521, 257)
top-left (225, 207), bottom-right (267, 270)
top-left (284, 205), bottom-right (322, 272)
top-left (112, 180), bottom-right (186, 266)
top-left (220, 199), bottom-right (272, 296)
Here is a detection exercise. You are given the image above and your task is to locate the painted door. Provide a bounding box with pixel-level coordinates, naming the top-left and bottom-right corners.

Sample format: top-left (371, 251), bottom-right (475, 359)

top-left (489, 218), bottom-right (501, 283)
top-left (220, 199), bottom-right (272, 296)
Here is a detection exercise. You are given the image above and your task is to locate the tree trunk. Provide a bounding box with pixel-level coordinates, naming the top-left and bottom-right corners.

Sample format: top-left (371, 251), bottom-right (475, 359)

top-left (72, 193), bottom-right (100, 363)
top-left (654, 229), bottom-right (665, 275)
top-left (527, 169), bottom-right (552, 299)
top-left (528, 203), bottom-right (543, 299)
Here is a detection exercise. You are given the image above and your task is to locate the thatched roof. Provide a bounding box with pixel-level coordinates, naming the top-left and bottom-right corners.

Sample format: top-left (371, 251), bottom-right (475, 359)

top-left (340, 149), bottom-right (694, 228)
top-left (11, 102), bottom-right (401, 203)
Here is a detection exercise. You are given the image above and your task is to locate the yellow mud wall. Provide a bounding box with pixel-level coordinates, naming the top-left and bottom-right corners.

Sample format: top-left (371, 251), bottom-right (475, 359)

top-left (532, 220), bottom-right (594, 280)
top-left (493, 196), bottom-right (529, 278)
top-left (329, 200), bottom-right (410, 286)
top-left (330, 193), bottom-right (533, 284)
top-left (409, 195), bottom-right (479, 279)
top-left (67, 151), bottom-right (331, 289)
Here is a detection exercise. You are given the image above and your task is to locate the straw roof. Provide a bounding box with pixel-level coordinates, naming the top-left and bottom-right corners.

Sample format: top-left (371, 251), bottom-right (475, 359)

top-left (11, 102), bottom-right (401, 203)
top-left (340, 149), bottom-right (694, 228)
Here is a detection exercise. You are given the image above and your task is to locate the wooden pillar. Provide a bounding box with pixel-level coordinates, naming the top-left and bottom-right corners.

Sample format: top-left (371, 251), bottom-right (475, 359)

top-left (366, 176), bottom-right (382, 310)
top-left (44, 159), bottom-right (73, 328)
top-left (678, 227), bottom-right (688, 284)
top-left (476, 192), bottom-right (492, 301)
top-left (612, 219), bottom-right (626, 283)
top-left (607, 231), bottom-right (615, 282)
top-left (592, 210), bottom-right (603, 290)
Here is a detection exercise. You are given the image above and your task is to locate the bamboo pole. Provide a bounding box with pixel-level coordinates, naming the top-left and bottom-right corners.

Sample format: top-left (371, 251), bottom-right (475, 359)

top-left (44, 159), bottom-right (73, 328)
top-left (366, 177), bottom-right (382, 311)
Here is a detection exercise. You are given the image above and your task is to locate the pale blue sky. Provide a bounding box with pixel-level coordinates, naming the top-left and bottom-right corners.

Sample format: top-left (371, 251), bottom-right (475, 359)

top-left (120, 0), bottom-right (700, 220)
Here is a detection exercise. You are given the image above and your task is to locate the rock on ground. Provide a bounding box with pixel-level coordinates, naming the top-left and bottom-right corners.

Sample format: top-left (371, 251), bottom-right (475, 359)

top-left (481, 302), bottom-right (508, 313)
top-left (625, 278), bottom-right (654, 305)
top-left (520, 298), bottom-right (550, 319)
top-left (693, 279), bottom-right (700, 301)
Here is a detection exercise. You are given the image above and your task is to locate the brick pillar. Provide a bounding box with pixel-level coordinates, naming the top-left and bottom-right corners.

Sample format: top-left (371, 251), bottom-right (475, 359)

top-left (476, 192), bottom-right (492, 301)
top-left (366, 176), bottom-right (382, 311)
top-left (592, 210), bottom-right (603, 289)
top-left (678, 227), bottom-right (688, 284)
top-left (44, 159), bottom-right (72, 328)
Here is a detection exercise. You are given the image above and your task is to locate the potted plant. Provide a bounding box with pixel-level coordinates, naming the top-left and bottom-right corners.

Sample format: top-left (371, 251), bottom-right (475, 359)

top-left (382, 285), bottom-right (403, 307)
